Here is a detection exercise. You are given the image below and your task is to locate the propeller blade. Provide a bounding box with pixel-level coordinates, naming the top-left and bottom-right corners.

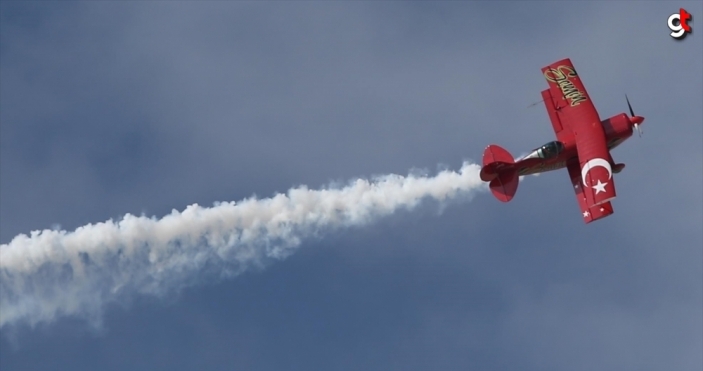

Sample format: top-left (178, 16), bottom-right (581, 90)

top-left (626, 94), bottom-right (635, 117)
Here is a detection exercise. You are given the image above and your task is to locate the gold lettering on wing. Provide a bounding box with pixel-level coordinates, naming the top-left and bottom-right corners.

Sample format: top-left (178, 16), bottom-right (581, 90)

top-left (544, 66), bottom-right (588, 107)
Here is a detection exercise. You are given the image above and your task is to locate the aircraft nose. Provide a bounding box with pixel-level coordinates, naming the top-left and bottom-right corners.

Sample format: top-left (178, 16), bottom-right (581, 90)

top-left (629, 115), bottom-right (644, 126)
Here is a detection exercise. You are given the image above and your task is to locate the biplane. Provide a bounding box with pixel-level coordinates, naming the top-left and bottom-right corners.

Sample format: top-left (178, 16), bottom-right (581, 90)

top-left (479, 58), bottom-right (644, 223)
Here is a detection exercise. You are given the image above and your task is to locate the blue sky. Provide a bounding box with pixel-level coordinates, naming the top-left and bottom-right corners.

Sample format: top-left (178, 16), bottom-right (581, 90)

top-left (1, 2), bottom-right (701, 370)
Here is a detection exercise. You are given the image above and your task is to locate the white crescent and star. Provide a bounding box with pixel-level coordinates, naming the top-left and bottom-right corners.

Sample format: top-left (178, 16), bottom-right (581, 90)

top-left (581, 158), bottom-right (612, 194)
top-left (592, 179), bottom-right (607, 194)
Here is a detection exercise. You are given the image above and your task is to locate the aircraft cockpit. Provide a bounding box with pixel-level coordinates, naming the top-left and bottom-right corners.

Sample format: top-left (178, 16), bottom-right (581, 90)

top-left (521, 141), bottom-right (564, 160)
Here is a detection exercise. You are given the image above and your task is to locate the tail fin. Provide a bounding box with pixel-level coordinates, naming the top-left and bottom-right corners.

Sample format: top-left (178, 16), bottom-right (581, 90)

top-left (480, 145), bottom-right (519, 202)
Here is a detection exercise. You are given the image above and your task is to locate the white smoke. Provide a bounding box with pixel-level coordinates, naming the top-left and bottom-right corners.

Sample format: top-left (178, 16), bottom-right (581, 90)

top-left (0, 162), bottom-right (485, 329)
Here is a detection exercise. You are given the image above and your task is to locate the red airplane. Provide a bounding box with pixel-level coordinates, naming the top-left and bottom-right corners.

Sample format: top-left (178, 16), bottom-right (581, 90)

top-left (480, 58), bottom-right (644, 223)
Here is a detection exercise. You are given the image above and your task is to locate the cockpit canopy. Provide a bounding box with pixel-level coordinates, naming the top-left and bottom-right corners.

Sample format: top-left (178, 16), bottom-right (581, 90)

top-left (521, 141), bottom-right (564, 160)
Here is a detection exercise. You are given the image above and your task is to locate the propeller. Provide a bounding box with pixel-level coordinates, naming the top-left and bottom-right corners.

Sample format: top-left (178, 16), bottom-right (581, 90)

top-left (626, 94), bottom-right (644, 137)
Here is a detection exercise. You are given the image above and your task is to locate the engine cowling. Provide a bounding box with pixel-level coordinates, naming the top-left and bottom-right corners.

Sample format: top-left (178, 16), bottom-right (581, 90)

top-left (601, 113), bottom-right (633, 146)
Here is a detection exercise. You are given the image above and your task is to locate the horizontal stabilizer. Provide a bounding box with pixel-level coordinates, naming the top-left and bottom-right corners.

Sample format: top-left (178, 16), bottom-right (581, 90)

top-left (489, 169), bottom-right (519, 202)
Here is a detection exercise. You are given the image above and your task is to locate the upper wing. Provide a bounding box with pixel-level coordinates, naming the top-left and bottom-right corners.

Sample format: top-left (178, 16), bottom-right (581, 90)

top-left (544, 58), bottom-right (615, 207)
top-left (567, 160), bottom-right (614, 223)
top-left (541, 58), bottom-right (600, 141)
top-left (541, 58), bottom-right (600, 125)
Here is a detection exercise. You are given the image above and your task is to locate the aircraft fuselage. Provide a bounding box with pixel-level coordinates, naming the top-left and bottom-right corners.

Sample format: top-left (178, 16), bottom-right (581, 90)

top-left (516, 113), bottom-right (634, 176)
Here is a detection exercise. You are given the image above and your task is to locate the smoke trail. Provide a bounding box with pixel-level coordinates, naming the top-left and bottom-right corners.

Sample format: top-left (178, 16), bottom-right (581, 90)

top-left (0, 162), bottom-right (485, 329)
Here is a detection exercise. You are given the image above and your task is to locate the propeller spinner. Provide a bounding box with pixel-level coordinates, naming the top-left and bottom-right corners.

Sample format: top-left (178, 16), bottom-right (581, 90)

top-left (626, 94), bottom-right (645, 137)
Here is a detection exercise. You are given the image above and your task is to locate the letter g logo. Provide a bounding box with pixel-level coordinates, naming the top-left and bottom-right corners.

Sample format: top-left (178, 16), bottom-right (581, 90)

top-left (668, 8), bottom-right (692, 39)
